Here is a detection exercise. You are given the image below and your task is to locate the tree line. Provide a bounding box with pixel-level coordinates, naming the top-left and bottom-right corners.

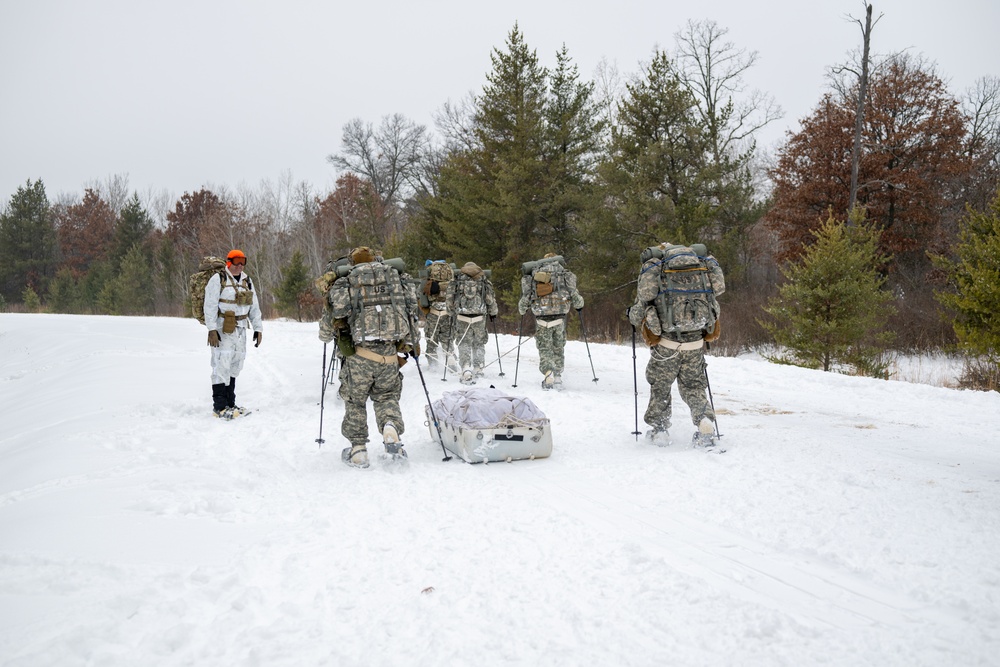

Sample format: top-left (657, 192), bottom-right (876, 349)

top-left (2, 19), bottom-right (998, 388)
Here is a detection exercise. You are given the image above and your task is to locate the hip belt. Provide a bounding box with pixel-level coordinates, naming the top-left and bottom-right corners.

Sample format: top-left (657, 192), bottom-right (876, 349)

top-left (355, 346), bottom-right (399, 365)
top-left (536, 318), bottom-right (564, 328)
top-left (456, 314), bottom-right (484, 324)
top-left (657, 338), bottom-right (704, 351)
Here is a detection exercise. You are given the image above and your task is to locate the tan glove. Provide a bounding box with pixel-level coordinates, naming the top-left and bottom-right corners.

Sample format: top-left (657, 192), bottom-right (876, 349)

top-left (705, 319), bottom-right (721, 343)
top-left (208, 330), bottom-right (220, 347)
top-left (640, 322), bottom-right (661, 347)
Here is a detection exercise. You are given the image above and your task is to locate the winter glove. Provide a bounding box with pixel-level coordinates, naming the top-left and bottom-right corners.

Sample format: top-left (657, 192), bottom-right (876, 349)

top-left (208, 330), bottom-right (220, 347)
top-left (489, 314), bottom-right (496, 322)
top-left (576, 307), bottom-right (583, 313)
top-left (253, 331), bottom-right (263, 347)
top-left (704, 319), bottom-right (721, 343)
top-left (640, 322), bottom-right (661, 347)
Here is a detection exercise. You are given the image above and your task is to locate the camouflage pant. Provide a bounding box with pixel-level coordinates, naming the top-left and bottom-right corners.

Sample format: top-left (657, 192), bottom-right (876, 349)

top-left (535, 317), bottom-right (567, 375)
top-left (644, 345), bottom-right (714, 430)
top-left (454, 316), bottom-right (488, 371)
top-left (338, 341), bottom-right (404, 447)
top-left (424, 308), bottom-right (454, 362)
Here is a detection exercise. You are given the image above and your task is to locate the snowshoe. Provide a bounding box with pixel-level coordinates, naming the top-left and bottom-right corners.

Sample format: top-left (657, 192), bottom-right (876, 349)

top-left (342, 445), bottom-right (370, 468)
top-left (692, 418), bottom-right (725, 452)
top-left (553, 374), bottom-right (564, 391)
top-left (460, 370), bottom-right (476, 385)
top-left (541, 371), bottom-right (555, 390)
top-left (379, 422), bottom-right (409, 469)
top-left (645, 428), bottom-right (672, 447)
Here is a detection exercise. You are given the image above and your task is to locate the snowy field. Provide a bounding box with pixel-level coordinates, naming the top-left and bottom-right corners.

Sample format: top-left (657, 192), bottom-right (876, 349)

top-left (1, 313), bottom-right (998, 666)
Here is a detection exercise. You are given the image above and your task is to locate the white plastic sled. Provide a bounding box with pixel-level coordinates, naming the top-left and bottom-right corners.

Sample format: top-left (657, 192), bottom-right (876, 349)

top-left (425, 388), bottom-right (553, 464)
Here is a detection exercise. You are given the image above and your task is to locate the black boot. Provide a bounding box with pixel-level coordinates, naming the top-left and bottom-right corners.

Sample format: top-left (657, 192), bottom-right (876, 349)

top-left (227, 377), bottom-right (237, 409)
top-left (212, 383), bottom-right (228, 417)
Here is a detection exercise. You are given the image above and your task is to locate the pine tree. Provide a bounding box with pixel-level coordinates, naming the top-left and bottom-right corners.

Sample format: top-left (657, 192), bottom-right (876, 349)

top-left (582, 51), bottom-right (713, 307)
top-left (22, 285), bottom-right (42, 313)
top-left (933, 190), bottom-right (1000, 388)
top-left (112, 194), bottom-right (155, 268)
top-left (275, 250), bottom-right (313, 322)
top-left (98, 244), bottom-right (154, 315)
top-left (762, 209), bottom-right (896, 376)
top-left (429, 24), bottom-right (551, 302)
top-left (0, 180), bottom-right (56, 302)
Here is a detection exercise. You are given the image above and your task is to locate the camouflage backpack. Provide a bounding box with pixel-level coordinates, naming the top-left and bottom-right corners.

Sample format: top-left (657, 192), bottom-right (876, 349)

top-left (329, 258), bottom-right (415, 345)
top-left (419, 260), bottom-right (454, 309)
top-left (521, 255), bottom-right (574, 316)
top-left (188, 256), bottom-right (227, 325)
top-left (450, 263), bottom-right (493, 316)
top-left (630, 244), bottom-right (725, 336)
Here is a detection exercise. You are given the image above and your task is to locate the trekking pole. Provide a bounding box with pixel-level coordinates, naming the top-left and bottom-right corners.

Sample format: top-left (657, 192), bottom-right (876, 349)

top-left (316, 343), bottom-right (329, 447)
top-left (408, 321), bottom-right (452, 461)
top-left (512, 314), bottom-right (525, 388)
top-left (491, 316), bottom-right (505, 377)
top-left (631, 326), bottom-right (641, 440)
top-left (577, 308), bottom-right (599, 382)
top-left (703, 344), bottom-right (722, 439)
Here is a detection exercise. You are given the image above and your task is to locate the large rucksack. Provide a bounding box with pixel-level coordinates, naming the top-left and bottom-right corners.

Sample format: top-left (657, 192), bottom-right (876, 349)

top-left (521, 255), bottom-right (573, 316)
top-left (188, 256), bottom-right (227, 325)
top-left (451, 265), bottom-right (493, 315)
top-left (417, 261), bottom-right (455, 311)
top-left (329, 258), bottom-right (414, 345)
top-left (632, 244), bottom-right (725, 336)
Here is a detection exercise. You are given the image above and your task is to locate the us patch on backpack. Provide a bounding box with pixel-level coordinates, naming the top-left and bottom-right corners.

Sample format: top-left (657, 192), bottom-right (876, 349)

top-left (188, 256), bottom-right (227, 325)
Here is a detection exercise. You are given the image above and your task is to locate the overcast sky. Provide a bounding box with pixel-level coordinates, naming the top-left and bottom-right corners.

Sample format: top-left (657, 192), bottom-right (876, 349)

top-left (2, 0), bottom-right (998, 208)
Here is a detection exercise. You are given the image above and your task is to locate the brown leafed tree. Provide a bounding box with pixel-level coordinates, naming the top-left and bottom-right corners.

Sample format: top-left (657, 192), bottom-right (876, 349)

top-left (165, 188), bottom-right (234, 259)
top-left (767, 54), bottom-right (971, 284)
top-left (313, 173), bottom-right (387, 256)
top-left (54, 189), bottom-right (116, 276)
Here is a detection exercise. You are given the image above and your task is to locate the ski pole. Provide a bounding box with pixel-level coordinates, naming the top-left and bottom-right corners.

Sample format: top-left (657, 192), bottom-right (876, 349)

top-left (408, 320), bottom-right (452, 461)
top-left (491, 315), bottom-right (505, 377)
top-left (512, 313), bottom-right (524, 388)
top-left (316, 343), bottom-right (329, 446)
top-left (703, 348), bottom-right (721, 439)
top-left (577, 308), bottom-right (599, 382)
top-left (631, 326), bottom-right (641, 440)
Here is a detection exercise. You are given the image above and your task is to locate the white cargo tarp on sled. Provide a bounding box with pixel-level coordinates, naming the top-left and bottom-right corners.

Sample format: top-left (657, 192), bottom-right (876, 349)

top-left (425, 387), bottom-right (552, 463)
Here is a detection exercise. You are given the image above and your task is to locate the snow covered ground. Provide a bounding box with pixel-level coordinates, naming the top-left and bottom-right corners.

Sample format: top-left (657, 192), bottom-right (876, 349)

top-left (1, 313), bottom-right (998, 666)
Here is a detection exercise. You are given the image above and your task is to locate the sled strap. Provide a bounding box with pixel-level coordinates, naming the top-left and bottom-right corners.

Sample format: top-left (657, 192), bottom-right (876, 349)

top-left (355, 346), bottom-right (399, 365)
top-left (536, 318), bottom-right (564, 328)
top-left (456, 314), bottom-right (484, 324)
top-left (657, 338), bottom-right (704, 351)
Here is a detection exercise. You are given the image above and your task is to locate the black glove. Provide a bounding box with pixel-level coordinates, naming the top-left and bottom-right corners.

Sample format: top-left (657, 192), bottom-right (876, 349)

top-left (253, 331), bottom-right (262, 347)
top-left (208, 330), bottom-right (220, 347)
top-left (576, 307), bottom-right (583, 313)
top-left (489, 314), bottom-right (496, 322)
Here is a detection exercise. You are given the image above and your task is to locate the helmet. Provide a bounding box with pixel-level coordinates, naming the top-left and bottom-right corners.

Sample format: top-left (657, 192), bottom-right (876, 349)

top-left (226, 249), bottom-right (247, 267)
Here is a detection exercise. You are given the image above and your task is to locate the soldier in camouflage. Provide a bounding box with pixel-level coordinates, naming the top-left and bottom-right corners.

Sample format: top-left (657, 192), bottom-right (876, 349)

top-left (321, 247), bottom-right (419, 468)
top-left (518, 253), bottom-right (585, 390)
top-left (421, 260), bottom-right (455, 370)
top-left (629, 242), bottom-right (725, 447)
top-left (446, 262), bottom-right (498, 384)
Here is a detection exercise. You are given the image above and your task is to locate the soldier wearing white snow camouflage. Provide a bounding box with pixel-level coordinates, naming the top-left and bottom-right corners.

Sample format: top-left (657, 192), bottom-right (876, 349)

top-left (205, 249), bottom-right (263, 419)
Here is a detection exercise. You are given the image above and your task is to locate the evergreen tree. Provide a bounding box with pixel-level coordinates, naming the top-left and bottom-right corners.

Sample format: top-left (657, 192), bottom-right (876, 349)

top-left (47, 268), bottom-right (82, 313)
top-left (275, 250), bottom-right (313, 322)
top-left (582, 51), bottom-right (713, 306)
top-left (98, 244), bottom-right (154, 315)
top-left (762, 209), bottom-right (896, 376)
top-left (430, 24), bottom-right (550, 302)
top-left (112, 194), bottom-right (155, 268)
top-left (541, 44), bottom-right (605, 258)
top-left (933, 190), bottom-right (1000, 387)
top-left (22, 285), bottom-right (42, 312)
top-left (0, 180), bottom-right (56, 302)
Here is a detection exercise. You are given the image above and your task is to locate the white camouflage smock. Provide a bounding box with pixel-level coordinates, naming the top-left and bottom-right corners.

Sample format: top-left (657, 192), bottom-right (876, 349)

top-left (204, 269), bottom-right (263, 385)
